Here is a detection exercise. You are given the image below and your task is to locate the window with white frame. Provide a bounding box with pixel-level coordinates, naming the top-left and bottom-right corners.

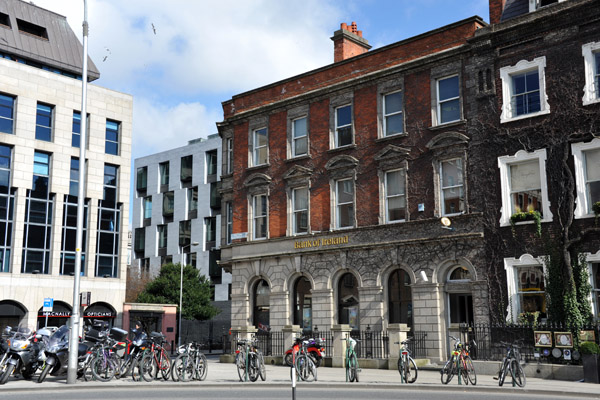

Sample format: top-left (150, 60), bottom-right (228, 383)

top-left (437, 75), bottom-right (460, 125)
top-left (572, 138), bottom-right (600, 218)
top-left (252, 194), bottom-right (267, 239)
top-left (335, 105), bottom-right (352, 148)
top-left (252, 128), bottom-right (268, 166)
top-left (500, 57), bottom-right (550, 123)
top-left (292, 187), bottom-right (309, 234)
top-left (384, 169), bottom-right (406, 222)
top-left (292, 116), bottom-right (308, 157)
top-left (528, 0), bottom-right (565, 12)
top-left (335, 179), bottom-right (354, 229)
top-left (504, 254), bottom-right (546, 323)
top-left (226, 138), bottom-right (233, 174)
top-left (440, 159), bottom-right (464, 216)
top-left (226, 201), bottom-right (233, 244)
top-left (590, 262), bottom-right (600, 320)
top-left (582, 42), bottom-right (600, 105)
top-left (383, 91), bottom-right (403, 136)
top-left (498, 149), bottom-right (552, 226)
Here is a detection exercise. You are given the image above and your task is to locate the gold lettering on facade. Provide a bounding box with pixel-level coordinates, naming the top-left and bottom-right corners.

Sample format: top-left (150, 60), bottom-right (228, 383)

top-left (294, 235), bottom-right (348, 250)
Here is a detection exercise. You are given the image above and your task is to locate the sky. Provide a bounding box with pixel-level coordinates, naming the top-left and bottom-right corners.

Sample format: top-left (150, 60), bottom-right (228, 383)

top-left (32, 0), bottom-right (490, 162)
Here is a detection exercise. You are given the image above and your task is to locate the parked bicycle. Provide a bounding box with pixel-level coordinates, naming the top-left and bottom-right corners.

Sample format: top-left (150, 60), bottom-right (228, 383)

top-left (171, 341), bottom-right (208, 382)
top-left (495, 340), bottom-right (526, 387)
top-left (235, 338), bottom-right (264, 382)
top-left (440, 335), bottom-right (476, 385)
top-left (293, 337), bottom-right (317, 382)
top-left (138, 332), bottom-right (171, 382)
top-left (395, 338), bottom-right (417, 383)
top-left (342, 335), bottom-right (360, 382)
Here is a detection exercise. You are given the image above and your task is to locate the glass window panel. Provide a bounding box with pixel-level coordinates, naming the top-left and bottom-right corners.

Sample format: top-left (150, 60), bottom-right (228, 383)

top-left (0, 119), bottom-right (12, 135)
top-left (510, 160), bottom-right (540, 192)
top-left (440, 99), bottom-right (460, 123)
top-left (159, 162), bottom-right (169, 185)
top-left (386, 170), bottom-right (402, 196)
top-left (337, 126), bottom-right (352, 147)
top-left (338, 204), bottom-right (353, 228)
top-left (336, 105), bottom-right (351, 126)
top-left (293, 117), bottom-right (307, 138)
top-left (255, 128), bottom-right (267, 147)
top-left (294, 187), bottom-right (308, 210)
top-left (585, 148), bottom-right (600, 181)
top-left (294, 136), bottom-right (307, 156)
top-left (98, 232), bottom-right (115, 254)
top-left (385, 114), bottom-right (404, 136)
top-left (526, 71), bottom-right (540, 91)
top-left (337, 180), bottom-right (354, 203)
top-left (442, 159), bottom-right (463, 187)
top-left (384, 92), bottom-right (403, 114)
top-left (439, 76), bottom-right (459, 100)
top-left (105, 142), bottom-right (118, 155)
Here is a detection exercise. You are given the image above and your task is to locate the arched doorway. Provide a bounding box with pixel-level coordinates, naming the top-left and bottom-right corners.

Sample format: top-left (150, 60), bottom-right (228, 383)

top-left (388, 269), bottom-right (412, 328)
top-left (445, 265), bottom-right (474, 342)
top-left (338, 273), bottom-right (359, 330)
top-left (293, 276), bottom-right (312, 332)
top-left (37, 300), bottom-right (72, 329)
top-left (0, 300), bottom-right (27, 332)
top-left (253, 279), bottom-right (270, 331)
top-left (84, 302), bottom-right (117, 328)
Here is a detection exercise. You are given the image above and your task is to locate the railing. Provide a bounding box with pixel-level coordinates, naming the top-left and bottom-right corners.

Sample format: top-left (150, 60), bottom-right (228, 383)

top-left (407, 331), bottom-right (428, 358)
top-left (301, 329), bottom-right (334, 356)
top-left (350, 327), bottom-right (389, 359)
top-left (255, 330), bottom-right (285, 356)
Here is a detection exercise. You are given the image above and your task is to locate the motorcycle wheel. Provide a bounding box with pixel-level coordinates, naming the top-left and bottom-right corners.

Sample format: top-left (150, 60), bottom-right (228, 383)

top-left (309, 351), bottom-right (321, 368)
top-left (284, 352), bottom-right (293, 367)
top-left (38, 363), bottom-right (51, 383)
top-left (0, 363), bottom-right (15, 385)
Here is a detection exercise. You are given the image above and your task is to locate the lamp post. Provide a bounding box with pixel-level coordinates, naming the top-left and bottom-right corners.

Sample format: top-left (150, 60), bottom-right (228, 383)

top-left (179, 242), bottom-right (198, 347)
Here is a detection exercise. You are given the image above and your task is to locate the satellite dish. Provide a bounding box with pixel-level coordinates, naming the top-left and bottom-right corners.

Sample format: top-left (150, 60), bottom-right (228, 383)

top-left (441, 217), bottom-right (451, 227)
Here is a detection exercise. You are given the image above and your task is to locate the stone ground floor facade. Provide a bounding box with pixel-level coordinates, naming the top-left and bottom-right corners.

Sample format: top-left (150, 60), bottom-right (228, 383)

top-left (222, 215), bottom-right (489, 361)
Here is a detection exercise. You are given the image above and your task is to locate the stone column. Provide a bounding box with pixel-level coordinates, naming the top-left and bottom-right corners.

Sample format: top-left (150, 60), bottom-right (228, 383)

top-left (331, 324), bottom-right (352, 367)
top-left (311, 288), bottom-right (333, 329)
top-left (282, 325), bottom-right (301, 363)
top-left (230, 325), bottom-right (258, 345)
top-left (230, 293), bottom-right (249, 328)
top-left (269, 291), bottom-right (288, 331)
top-left (358, 286), bottom-right (384, 329)
top-left (387, 323), bottom-right (410, 369)
top-left (471, 280), bottom-right (490, 325)
top-left (411, 283), bottom-right (445, 362)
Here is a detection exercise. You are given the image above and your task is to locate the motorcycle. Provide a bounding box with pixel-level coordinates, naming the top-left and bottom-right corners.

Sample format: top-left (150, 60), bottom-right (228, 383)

top-left (284, 337), bottom-right (325, 367)
top-left (0, 327), bottom-right (46, 384)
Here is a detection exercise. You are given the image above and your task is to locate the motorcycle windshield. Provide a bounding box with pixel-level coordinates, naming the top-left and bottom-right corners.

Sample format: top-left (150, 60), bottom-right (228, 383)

top-left (47, 325), bottom-right (69, 348)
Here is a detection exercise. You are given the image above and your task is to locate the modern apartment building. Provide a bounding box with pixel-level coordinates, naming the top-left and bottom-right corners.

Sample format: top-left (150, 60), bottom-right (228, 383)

top-left (0, 0), bottom-right (132, 330)
top-left (131, 135), bottom-right (231, 302)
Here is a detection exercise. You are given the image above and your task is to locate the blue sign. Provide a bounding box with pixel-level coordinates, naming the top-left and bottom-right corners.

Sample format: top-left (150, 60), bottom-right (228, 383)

top-left (43, 298), bottom-right (53, 312)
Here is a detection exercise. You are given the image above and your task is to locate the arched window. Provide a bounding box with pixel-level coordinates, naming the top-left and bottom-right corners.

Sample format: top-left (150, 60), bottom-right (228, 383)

top-left (83, 302), bottom-right (117, 328)
top-left (338, 273), bottom-right (359, 330)
top-left (446, 265), bottom-right (474, 324)
top-left (293, 277), bottom-right (312, 332)
top-left (37, 300), bottom-right (72, 329)
top-left (448, 265), bottom-right (472, 281)
top-left (0, 300), bottom-right (27, 332)
top-left (253, 279), bottom-right (270, 331)
top-left (388, 269), bottom-right (412, 327)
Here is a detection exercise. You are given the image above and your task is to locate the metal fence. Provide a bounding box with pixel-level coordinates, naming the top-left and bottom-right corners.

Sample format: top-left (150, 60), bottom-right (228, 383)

top-left (255, 330), bottom-right (285, 356)
top-left (407, 331), bottom-right (428, 358)
top-left (350, 328), bottom-right (389, 359)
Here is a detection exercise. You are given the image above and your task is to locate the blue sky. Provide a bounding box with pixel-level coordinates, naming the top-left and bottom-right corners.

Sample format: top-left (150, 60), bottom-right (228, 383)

top-left (34, 0), bottom-right (489, 160)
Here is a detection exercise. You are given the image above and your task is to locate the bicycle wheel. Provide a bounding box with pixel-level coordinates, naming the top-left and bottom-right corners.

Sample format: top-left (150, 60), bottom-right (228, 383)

top-left (91, 354), bottom-right (117, 382)
top-left (440, 357), bottom-right (454, 384)
top-left (498, 359), bottom-right (508, 387)
top-left (510, 358), bottom-right (526, 387)
top-left (348, 353), bottom-right (358, 383)
top-left (173, 354), bottom-right (194, 382)
top-left (248, 353), bottom-right (260, 382)
top-left (295, 354), bottom-right (316, 382)
top-left (258, 353), bottom-right (266, 381)
top-left (158, 351), bottom-right (171, 380)
top-left (140, 353), bottom-right (158, 382)
top-left (236, 352), bottom-right (246, 381)
top-left (406, 357), bottom-right (418, 384)
top-left (464, 356), bottom-right (476, 385)
top-left (196, 353), bottom-right (208, 381)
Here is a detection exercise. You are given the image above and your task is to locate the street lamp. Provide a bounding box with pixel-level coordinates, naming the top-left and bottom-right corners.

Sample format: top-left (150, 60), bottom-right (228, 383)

top-left (179, 241), bottom-right (199, 347)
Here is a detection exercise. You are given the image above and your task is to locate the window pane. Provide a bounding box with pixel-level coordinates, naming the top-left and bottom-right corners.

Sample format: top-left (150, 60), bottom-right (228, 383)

top-left (439, 76), bottom-right (459, 100)
top-left (585, 148), bottom-right (600, 181)
top-left (336, 105), bottom-right (351, 126)
top-left (386, 170), bottom-right (403, 196)
top-left (293, 117), bottom-right (307, 138)
top-left (337, 126), bottom-right (352, 147)
top-left (105, 142), bottom-right (118, 155)
top-left (385, 113), bottom-right (403, 136)
top-left (384, 92), bottom-right (403, 115)
top-left (510, 160), bottom-right (540, 192)
top-left (440, 99), bottom-right (460, 123)
top-left (294, 136), bottom-right (307, 156)
top-left (388, 196), bottom-right (406, 221)
top-left (294, 188), bottom-right (308, 210)
top-left (442, 159), bottom-right (463, 187)
top-left (338, 204), bottom-right (354, 228)
top-left (337, 180), bottom-right (353, 203)
top-left (255, 128), bottom-right (267, 147)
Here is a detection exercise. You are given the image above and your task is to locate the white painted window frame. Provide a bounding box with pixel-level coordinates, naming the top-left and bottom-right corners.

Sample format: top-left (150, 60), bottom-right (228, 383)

top-left (332, 178), bottom-right (355, 230)
top-left (436, 75), bottom-right (461, 125)
top-left (334, 104), bottom-right (353, 148)
top-left (582, 42), bottom-right (600, 106)
top-left (586, 250), bottom-right (600, 320)
top-left (292, 186), bottom-right (309, 235)
top-left (383, 90), bottom-right (404, 137)
top-left (440, 158), bottom-right (464, 217)
top-left (252, 127), bottom-right (268, 166)
top-left (251, 194), bottom-right (268, 240)
top-left (500, 57), bottom-right (550, 123)
top-left (497, 149), bottom-right (553, 227)
top-left (571, 138), bottom-right (600, 219)
top-left (292, 116), bottom-right (308, 157)
top-left (384, 169), bottom-right (406, 223)
top-left (528, 0), bottom-right (566, 12)
top-left (504, 254), bottom-right (546, 323)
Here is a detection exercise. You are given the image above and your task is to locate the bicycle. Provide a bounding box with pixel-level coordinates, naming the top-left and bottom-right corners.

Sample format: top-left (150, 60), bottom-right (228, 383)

top-left (139, 332), bottom-right (172, 382)
top-left (90, 335), bottom-right (121, 382)
top-left (440, 335), bottom-right (476, 385)
top-left (342, 335), bottom-right (360, 382)
top-left (495, 340), bottom-right (526, 387)
top-left (293, 337), bottom-right (317, 382)
top-left (235, 338), bottom-right (260, 382)
top-left (171, 341), bottom-right (208, 382)
top-left (395, 338), bottom-right (418, 383)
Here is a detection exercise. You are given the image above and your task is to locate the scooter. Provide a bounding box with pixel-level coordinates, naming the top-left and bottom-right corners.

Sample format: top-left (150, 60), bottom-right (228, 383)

top-left (0, 327), bottom-right (45, 384)
top-left (284, 337), bottom-right (326, 367)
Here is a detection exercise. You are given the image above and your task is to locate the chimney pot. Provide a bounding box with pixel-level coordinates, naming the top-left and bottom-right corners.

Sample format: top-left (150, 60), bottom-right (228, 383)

top-left (331, 21), bottom-right (371, 63)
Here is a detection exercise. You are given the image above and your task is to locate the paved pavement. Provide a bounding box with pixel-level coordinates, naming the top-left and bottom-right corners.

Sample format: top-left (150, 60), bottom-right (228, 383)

top-left (1, 356), bottom-right (599, 398)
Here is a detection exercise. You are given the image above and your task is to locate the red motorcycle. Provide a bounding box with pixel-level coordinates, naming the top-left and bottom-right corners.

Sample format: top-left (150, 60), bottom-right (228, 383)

top-left (284, 337), bottom-right (325, 367)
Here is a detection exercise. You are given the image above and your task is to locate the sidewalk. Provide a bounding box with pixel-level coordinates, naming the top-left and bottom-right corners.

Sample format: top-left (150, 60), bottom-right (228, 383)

top-left (1, 356), bottom-right (599, 398)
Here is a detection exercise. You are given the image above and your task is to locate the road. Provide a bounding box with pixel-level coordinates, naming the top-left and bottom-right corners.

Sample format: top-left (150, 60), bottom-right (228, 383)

top-left (0, 386), bottom-right (592, 400)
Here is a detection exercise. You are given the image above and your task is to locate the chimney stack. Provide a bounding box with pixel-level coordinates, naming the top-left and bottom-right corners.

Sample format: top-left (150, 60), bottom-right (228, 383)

top-left (331, 21), bottom-right (371, 63)
top-left (489, 0), bottom-right (507, 24)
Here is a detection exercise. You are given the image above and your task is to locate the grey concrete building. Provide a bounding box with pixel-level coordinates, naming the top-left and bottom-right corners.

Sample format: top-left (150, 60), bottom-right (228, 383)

top-left (0, 0), bottom-right (132, 329)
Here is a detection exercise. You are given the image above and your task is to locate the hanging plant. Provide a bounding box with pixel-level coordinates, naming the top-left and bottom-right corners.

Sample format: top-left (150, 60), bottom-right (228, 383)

top-left (510, 210), bottom-right (542, 237)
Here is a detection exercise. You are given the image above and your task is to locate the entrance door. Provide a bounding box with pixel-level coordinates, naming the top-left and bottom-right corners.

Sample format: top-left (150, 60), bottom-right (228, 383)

top-left (447, 293), bottom-right (473, 346)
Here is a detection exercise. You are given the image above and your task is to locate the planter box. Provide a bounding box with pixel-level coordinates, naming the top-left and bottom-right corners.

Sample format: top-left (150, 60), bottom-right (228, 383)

top-left (582, 354), bottom-right (600, 383)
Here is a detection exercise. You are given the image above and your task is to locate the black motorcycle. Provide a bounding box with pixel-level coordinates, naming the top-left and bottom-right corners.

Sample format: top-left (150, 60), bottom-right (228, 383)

top-left (0, 327), bottom-right (45, 384)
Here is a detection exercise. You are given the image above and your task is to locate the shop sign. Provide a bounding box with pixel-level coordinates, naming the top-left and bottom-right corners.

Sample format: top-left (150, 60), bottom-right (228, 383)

top-left (39, 311), bottom-right (71, 317)
top-left (294, 235), bottom-right (349, 250)
top-left (84, 311), bottom-right (115, 318)
top-left (231, 232), bottom-right (247, 240)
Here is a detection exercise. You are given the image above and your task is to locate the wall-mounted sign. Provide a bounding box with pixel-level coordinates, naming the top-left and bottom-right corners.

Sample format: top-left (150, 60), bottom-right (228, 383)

top-left (231, 232), bottom-right (247, 240)
top-left (294, 235), bottom-right (349, 249)
top-left (42, 298), bottom-right (53, 313)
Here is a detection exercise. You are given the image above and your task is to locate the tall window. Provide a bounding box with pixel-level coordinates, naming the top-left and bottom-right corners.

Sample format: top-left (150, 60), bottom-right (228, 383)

top-left (226, 138), bottom-right (233, 174)
top-left (582, 42), bottom-right (600, 105)
top-left (384, 170), bottom-right (406, 223)
top-left (35, 103), bottom-right (53, 141)
top-left (511, 70), bottom-right (540, 117)
top-left (338, 273), bottom-right (359, 329)
top-left (60, 196), bottom-right (87, 275)
top-left (187, 187), bottom-right (198, 218)
top-left (335, 105), bottom-right (352, 147)
top-left (383, 91), bottom-right (403, 136)
top-left (252, 194), bottom-right (267, 240)
top-left (293, 277), bottom-right (312, 331)
top-left (23, 152), bottom-right (53, 274)
top-left (226, 201), bottom-right (233, 244)
top-left (96, 164), bottom-right (120, 277)
top-left (105, 120), bottom-right (120, 155)
top-left (388, 269), bottom-right (412, 326)
top-left (158, 225), bottom-right (167, 250)
top-left (0, 145), bottom-right (14, 272)
top-left (179, 220), bottom-right (191, 246)
top-left (134, 227), bottom-right (145, 254)
top-left (336, 179), bottom-right (354, 229)
top-left (163, 191), bottom-right (174, 217)
top-left (253, 128), bottom-right (268, 166)
top-left (69, 157), bottom-right (79, 197)
top-left (72, 111), bottom-right (88, 148)
top-left (143, 196), bottom-right (152, 221)
top-left (180, 155), bottom-right (192, 182)
top-left (437, 76), bottom-right (460, 124)
top-left (292, 117), bottom-right (308, 157)
top-left (136, 167), bottom-right (147, 192)
top-left (516, 265), bottom-right (546, 319)
top-left (206, 150), bottom-right (218, 179)
top-left (440, 159), bottom-right (464, 215)
top-left (590, 263), bottom-right (600, 319)
top-left (292, 187), bottom-right (308, 234)
top-left (584, 148), bottom-right (600, 213)
top-left (205, 216), bottom-right (216, 249)
top-left (253, 279), bottom-right (270, 331)
top-left (159, 161), bottom-right (169, 187)
top-left (509, 160), bottom-right (542, 215)
top-left (500, 57), bottom-right (549, 122)
top-left (0, 93), bottom-right (15, 134)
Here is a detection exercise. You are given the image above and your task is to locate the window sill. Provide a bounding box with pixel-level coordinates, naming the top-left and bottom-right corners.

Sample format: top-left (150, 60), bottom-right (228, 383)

top-left (574, 213), bottom-right (597, 220)
top-left (286, 154), bottom-right (311, 163)
top-left (246, 164), bottom-right (270, 172)
top-left (375, 133), bottom-right (408, 143)
top-left (327, 144), bottom-right (356, 154)
top-left (500, 217), bottom-right (551, 228)
top-left (429, 120), bottom-right (466, 131)
top-left (500, 109), bottom-right (550, 124)
top-left (583, 97), bottom-right (600, 107)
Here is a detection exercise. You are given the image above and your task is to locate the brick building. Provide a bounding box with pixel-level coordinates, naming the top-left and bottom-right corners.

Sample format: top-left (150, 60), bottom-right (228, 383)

top-left (218, 0), bottom-right (600, 363)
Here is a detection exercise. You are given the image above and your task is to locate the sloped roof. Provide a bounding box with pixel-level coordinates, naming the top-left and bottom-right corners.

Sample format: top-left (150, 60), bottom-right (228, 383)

top-left (0, 0), bottom-right (100, 81)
